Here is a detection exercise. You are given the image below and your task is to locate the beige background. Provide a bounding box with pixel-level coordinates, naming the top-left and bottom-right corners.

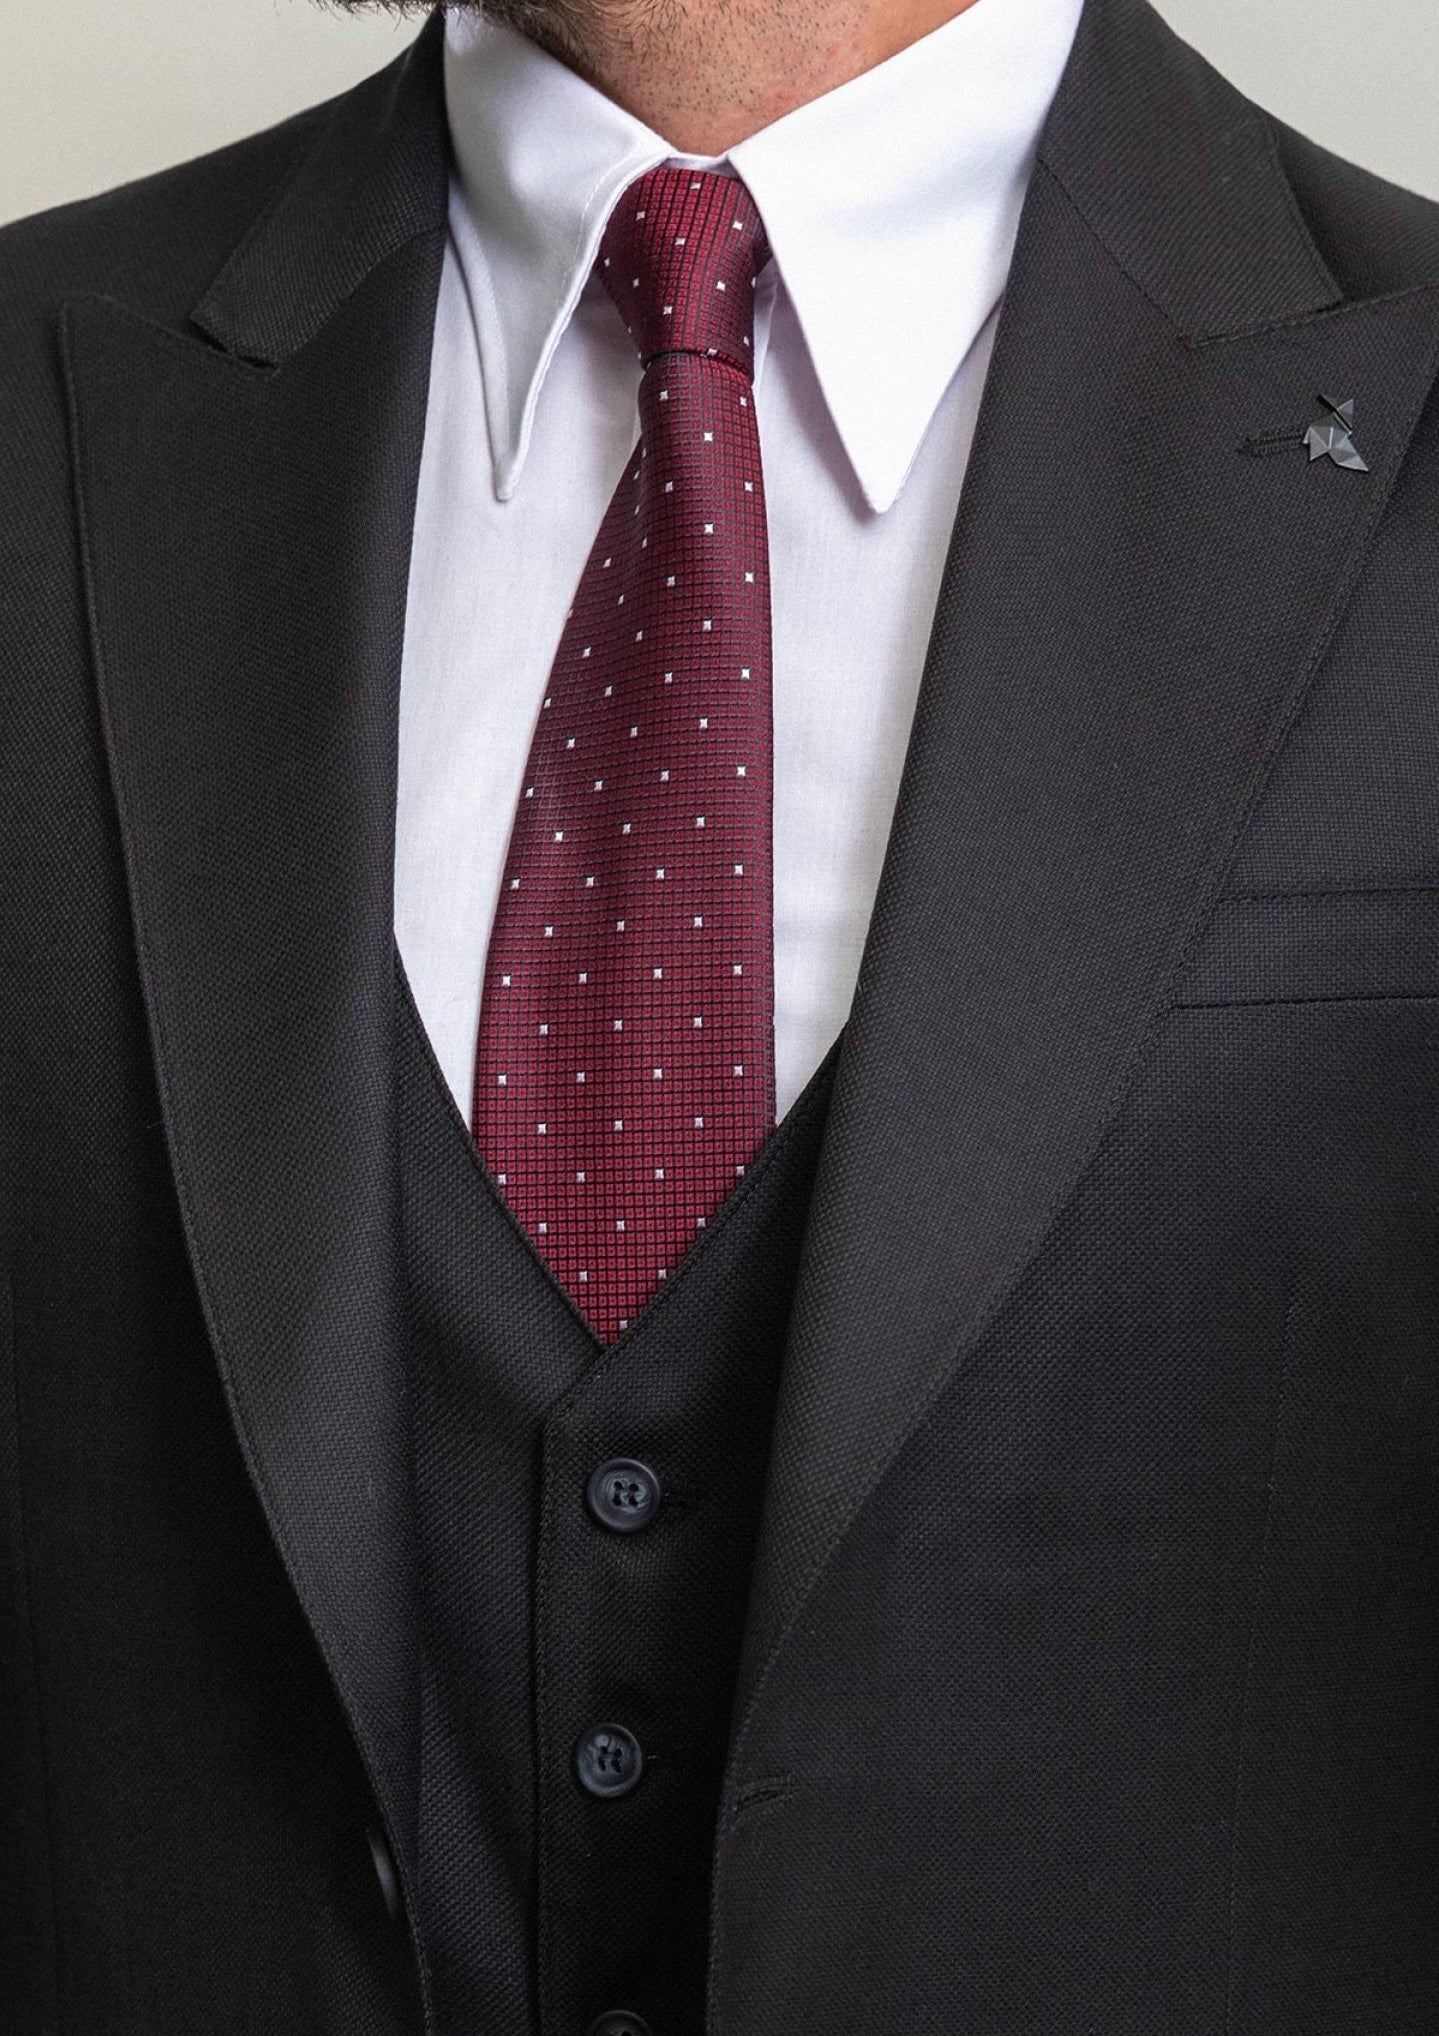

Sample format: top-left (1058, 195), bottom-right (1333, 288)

top-left (3, 0), bottom-right (1438, 229)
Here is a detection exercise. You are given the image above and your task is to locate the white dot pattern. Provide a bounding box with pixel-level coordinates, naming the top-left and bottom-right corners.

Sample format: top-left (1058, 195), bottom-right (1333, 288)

top-left (471, 168), bottom-right (776, 1344)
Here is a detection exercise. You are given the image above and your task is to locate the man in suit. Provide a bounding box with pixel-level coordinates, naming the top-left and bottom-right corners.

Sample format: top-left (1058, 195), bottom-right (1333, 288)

top-left (4, 0), bottom-right (1439, 2028)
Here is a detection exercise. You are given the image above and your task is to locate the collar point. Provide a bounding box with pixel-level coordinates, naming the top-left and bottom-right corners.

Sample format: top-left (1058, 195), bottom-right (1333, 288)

top-left (844, 450), bottom-right (911, 517)
top-left (492, 452), bottom-right (522, 504)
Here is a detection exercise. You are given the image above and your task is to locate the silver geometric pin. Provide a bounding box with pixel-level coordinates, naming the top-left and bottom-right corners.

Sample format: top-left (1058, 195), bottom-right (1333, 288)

top-left (1304, 393), bottom-right (1369, 472)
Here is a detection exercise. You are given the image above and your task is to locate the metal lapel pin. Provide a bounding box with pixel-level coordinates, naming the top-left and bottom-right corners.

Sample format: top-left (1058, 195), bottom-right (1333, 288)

top-left (1303, 393), bottom-right (1370, 472)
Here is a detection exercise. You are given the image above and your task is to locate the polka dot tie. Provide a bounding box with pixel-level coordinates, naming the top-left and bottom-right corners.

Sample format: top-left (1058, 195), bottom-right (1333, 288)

top-left (471, 169), bottom-right (777, 1343)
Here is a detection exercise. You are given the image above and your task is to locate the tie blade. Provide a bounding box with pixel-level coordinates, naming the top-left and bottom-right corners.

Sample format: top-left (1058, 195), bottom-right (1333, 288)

top-left (474, 201), bottom-right (777, 1343)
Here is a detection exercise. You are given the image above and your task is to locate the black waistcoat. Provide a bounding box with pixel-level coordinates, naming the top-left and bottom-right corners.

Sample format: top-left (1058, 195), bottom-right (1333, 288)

top-left (394, 960), bottom-right (835, 2036)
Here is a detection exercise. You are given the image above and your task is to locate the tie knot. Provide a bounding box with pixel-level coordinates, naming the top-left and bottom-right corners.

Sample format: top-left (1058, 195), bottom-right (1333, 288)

top-left (598, 168), bottom-right (770, 380)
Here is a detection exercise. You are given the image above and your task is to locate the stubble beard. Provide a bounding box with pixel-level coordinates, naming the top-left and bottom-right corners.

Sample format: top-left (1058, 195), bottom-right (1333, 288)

top-left (321, 0), bottom-right (640, 81)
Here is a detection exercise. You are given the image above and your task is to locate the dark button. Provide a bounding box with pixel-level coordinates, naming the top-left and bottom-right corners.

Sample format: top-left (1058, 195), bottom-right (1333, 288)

top-left (575, 1723), bottom-right (645, 1798)
top-left (365, 1826), bottom-right (401, 1923)
top-left (586, 1457), bottom-right (662, 1533)
top-left (587, 2015), bottom-right (653, 2036)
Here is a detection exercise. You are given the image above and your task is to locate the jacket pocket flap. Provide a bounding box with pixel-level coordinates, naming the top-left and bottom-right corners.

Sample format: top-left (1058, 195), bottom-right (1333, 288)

top-left (1174, 887), bottom-right (1439, 1007)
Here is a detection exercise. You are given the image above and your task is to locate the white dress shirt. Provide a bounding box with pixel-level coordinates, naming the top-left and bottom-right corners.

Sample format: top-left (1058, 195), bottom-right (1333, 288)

top-left (396, 0), bottom-right (1083, 1122)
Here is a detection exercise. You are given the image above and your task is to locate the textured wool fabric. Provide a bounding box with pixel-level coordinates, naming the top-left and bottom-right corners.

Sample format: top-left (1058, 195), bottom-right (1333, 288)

top-left (401, 956), bottom-right (835, 2036)
top-left (8, 4), bottom-right (1439, 2033)
top-left (473, 170), bottom-right (777, 1341)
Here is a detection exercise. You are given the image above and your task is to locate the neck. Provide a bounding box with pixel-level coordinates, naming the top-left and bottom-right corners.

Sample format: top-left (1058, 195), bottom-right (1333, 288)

top-left (491, 0), bottom-right (987, 155)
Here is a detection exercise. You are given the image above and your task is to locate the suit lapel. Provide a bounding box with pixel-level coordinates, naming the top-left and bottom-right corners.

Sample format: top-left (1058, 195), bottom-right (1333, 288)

top-left (55, 0), bottom-right (1439, 1955)
top-left (63, 13), bottom-right (449, 1930)
top-left (730, 0), bottom-right (1439, 1752)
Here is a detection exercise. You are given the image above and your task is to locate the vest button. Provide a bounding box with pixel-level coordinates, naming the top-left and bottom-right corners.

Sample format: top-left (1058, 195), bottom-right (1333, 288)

top-left (575, 1723), bottom-right (645, 1798)
top-left (586, 1457), bottom-right (662, 1533)
top-left (587, 2015), bottom-right (653, 2036)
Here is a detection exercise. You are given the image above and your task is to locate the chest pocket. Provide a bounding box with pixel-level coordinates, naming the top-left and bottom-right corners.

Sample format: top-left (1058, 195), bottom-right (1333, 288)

top-left (1172, 886), bottom-right (1439, 1008)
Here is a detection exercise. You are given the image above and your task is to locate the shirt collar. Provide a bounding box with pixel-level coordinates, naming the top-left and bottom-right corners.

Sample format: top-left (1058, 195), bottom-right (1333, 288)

top-left (443, 0), bottom-right (1083, 513)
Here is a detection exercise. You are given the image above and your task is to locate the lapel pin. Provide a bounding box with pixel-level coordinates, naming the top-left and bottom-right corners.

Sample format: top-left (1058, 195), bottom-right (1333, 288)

top-left (1242, 395), bottom-right (1370, 470)
top-left (1303, 393), bottom-right (1369, 472)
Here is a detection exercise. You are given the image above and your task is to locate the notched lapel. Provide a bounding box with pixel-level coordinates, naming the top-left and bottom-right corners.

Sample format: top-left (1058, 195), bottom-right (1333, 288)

top-left (62, 13), bottom-right (448, 1942)
top-left (726, 0), bottom-right (1439, 1787)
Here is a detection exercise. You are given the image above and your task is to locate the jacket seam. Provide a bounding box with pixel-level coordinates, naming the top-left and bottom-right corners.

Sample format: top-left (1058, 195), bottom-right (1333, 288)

top-left (1190, 278), bottom-right (1439, 349)
top-left (1220, 880), bottom-right (1439, 902)
top-left (1174, 990), bottom-right (1439, 1012)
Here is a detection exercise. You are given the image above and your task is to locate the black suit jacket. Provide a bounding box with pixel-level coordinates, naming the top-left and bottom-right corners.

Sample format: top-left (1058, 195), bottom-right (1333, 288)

top-left (6, 2), bottom-right (1439, 2029)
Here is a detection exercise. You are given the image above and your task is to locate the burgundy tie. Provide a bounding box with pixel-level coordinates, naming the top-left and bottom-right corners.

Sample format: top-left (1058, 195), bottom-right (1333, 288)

top-left (471, 169), bottom-right (777, 1343)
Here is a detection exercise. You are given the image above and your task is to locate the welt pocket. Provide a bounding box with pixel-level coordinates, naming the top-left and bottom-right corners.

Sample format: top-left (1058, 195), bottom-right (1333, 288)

top-left (1171, 887), bottom-right (1439, 1007)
